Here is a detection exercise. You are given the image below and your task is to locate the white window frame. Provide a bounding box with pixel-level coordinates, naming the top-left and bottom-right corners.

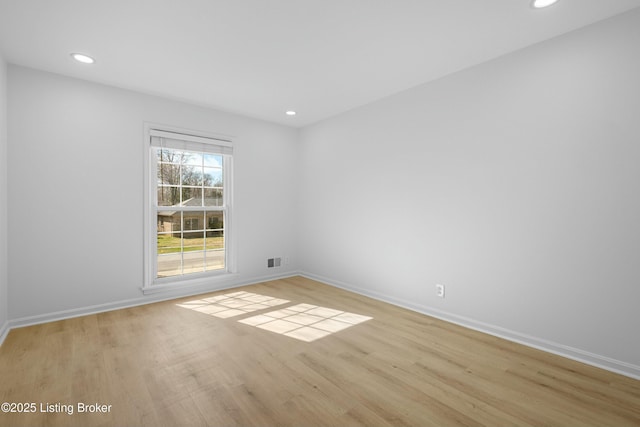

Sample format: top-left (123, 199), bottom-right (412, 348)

top-left (143, 123), bottom-right (236, 292)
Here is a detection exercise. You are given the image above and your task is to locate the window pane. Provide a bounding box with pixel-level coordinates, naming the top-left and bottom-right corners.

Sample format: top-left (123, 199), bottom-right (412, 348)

top-left (157, 211), bottom-right (181, 234)
top-left (206, 212), bottom-right (223, 230)
top-left (204, 154), bottom-right (222, 168)
top-left (182, 165), bottom-right (203, 186)
top-left (157, 233), bottom-right (182, 255)
top-left (158, 162), bottom-right (181, 186)
top-left (183, 212), bottom-right (204, 231)
top-left (205, 250), bottom-right (225, 271)
top-left (158, 186), bottom-right (180, 206)
top-left (157, 253), bottom-right (182, 278)
top-left (183, 231), bottom-right (205, 252)
top-left (183, 251), bottom-right (205, 275)
top-left (183, 152), bottom-right (203, 166)
top-left (181, 187), bottom-right (202, 206)
top-left (203, 168), bottom-right (222, 187)
top-left (157, 148), bottom-right (183, 164)
top-left (204, 188), bottom-right (223, 207)
top-left (206, 230), bottom-right (224, 250)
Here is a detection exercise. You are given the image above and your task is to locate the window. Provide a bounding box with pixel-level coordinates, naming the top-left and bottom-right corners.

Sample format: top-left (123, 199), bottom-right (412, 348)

top-left (145, 127), bottom-right (233, 287)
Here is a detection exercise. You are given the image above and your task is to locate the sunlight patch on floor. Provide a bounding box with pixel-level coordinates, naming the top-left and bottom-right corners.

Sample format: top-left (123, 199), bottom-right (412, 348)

top-left (238, 303), bottom-right (372, 342)
top-left (176, 291), bottom-right (290, 318)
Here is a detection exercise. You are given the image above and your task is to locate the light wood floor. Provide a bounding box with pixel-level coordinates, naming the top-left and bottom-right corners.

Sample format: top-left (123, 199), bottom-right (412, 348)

top-left (1, 276), bottom-right (639, 427)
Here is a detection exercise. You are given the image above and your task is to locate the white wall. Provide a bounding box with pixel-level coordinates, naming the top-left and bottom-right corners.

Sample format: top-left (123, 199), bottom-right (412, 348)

top-left (3, 7), bottom-right (640, 379)
top-left (7, 66), bottom-right (299, 321)
top-left (299, 9), bottom-right (640, 375)
top-left (0, 54), bottom-right (8, 340)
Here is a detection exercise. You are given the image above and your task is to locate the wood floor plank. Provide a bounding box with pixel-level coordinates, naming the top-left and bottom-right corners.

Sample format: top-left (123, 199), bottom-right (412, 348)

top-left (1, 276), bottom-right (639, 426)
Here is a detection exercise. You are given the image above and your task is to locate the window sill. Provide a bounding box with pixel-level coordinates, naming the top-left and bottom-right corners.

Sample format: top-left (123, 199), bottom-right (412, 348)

top-left (141, 271), bottom-right (239, 296)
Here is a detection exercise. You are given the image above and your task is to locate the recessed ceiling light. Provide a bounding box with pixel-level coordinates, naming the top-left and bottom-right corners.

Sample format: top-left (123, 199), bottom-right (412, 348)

top-left (532, 0), bottom-right (559, 8)
top-left (285, 110), bottom-right (296, 116)
top-left (70, 53), bottom-right (95, 64)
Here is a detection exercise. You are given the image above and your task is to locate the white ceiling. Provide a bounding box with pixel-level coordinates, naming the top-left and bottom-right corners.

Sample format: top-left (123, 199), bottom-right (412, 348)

top-left (1, 0), bottom-right (640, 128)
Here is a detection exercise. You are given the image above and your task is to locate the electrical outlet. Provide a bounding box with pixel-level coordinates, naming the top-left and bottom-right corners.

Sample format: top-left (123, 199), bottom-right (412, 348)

top-left (436, 284), bottom-right (445, 298)
top-left (267, 258), bottom-right (274, 268)
top-left (275, 257), bottom-right (281, 267)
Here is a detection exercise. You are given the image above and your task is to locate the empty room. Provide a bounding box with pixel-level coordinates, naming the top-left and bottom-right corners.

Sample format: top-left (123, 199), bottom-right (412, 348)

top-left (1, 1), bottom-right (640, 426)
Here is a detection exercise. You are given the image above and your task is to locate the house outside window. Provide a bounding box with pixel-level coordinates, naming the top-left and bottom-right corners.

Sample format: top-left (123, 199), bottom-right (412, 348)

top-left (144, 126), bottom-right (233, 288)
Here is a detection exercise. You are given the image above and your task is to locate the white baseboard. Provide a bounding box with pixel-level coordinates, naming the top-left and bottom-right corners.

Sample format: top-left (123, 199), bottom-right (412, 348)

top-left (5, 270), bottom-right (639, 381)
top-left (0, 320), bottom-right (9, 346)
top-left (300, 271), bottom-right (640, 381)
top-left (7, 271), bottom-right (300, 331)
